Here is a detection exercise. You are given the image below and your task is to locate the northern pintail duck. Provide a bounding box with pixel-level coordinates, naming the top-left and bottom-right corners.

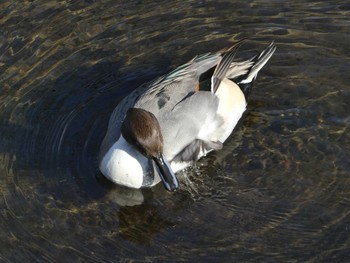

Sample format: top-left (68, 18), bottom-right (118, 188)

top-left (99, 39), bottom-right (276, 192)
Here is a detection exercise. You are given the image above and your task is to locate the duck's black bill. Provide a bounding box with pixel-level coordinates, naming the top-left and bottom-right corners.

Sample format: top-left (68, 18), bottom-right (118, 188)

top-left (153, 154), bottom-right (179, 192)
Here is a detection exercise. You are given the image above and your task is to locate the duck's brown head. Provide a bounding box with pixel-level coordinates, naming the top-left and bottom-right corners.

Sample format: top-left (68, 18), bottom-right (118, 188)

top-left (121, 108), bottom-right (179, 192)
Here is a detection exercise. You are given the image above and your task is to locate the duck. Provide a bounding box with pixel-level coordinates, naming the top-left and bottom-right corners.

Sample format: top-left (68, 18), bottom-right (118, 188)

top-left (99, 39), bottom-right (276, 192)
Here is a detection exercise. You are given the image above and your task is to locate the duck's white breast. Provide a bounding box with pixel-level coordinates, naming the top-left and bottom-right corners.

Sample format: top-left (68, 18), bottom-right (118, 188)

top-left (100, 136), bottom-right (154, 188)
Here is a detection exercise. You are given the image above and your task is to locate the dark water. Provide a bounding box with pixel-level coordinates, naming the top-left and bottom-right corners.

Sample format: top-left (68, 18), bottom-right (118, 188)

top-left (1, 1), bottom-right (349, 262)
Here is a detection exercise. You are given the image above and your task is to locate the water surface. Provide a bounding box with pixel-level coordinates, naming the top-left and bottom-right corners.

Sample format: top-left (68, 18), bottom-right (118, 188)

top-left (1, 1), bottom-right (349, 262)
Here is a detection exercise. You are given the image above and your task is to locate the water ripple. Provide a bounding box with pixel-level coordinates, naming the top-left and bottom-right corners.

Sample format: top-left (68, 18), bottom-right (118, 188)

top-left (1, 0), bottom-right (350, 262)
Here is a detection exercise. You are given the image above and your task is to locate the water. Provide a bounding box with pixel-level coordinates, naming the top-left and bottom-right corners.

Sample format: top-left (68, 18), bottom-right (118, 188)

top-left (1, 1), bottom-right (349, 262)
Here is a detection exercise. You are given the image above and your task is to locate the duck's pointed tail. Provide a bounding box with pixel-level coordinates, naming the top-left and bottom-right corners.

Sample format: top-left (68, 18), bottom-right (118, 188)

top-left (211, 40), bottom-right (276, 97)
top-left (233, 41), bottom-right (276, 98)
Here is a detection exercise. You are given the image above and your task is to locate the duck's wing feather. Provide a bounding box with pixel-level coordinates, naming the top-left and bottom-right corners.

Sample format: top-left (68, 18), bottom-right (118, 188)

top-left (158, 91), bottom-right (224, 162)
top-left (135, 53), bottom-right (221, 113)
top-left (211, 39), bottom-right (246, 93)
top-left (177, 139), bottom-right (223, 162)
